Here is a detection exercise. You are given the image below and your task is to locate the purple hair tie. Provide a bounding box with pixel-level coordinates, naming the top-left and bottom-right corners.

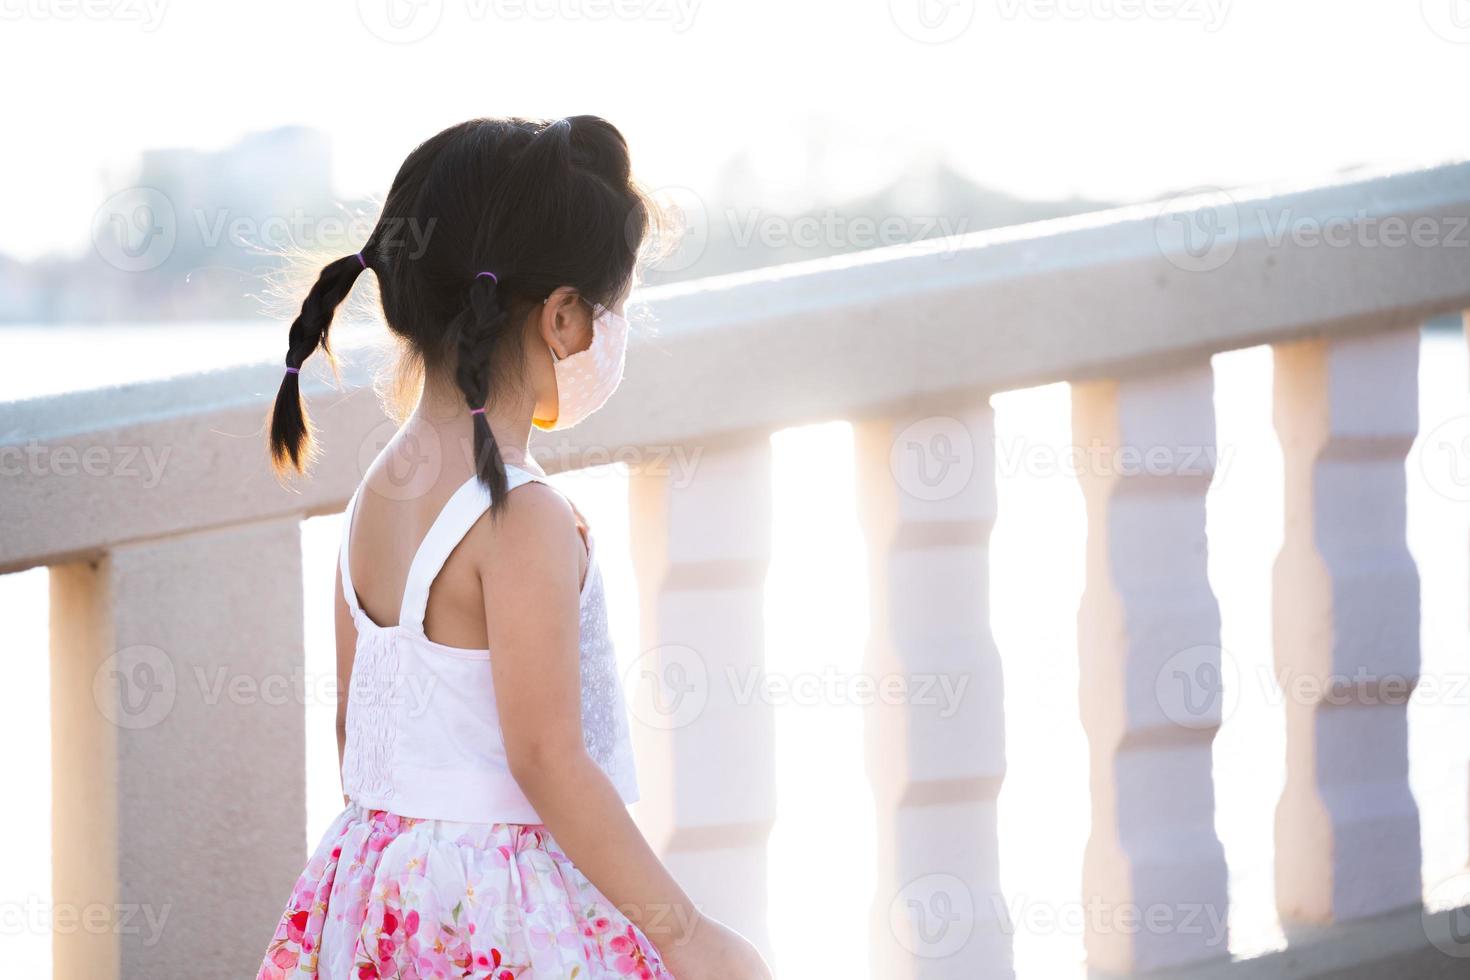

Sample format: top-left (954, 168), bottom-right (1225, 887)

top-left (469, 407), bottom-right (486, 416)
top-left (475, 271), bottom-right (498, 285)
top-left (284, 366), bottom-right (300, 375)
top-left (355, 252), bottom-right (367, 269)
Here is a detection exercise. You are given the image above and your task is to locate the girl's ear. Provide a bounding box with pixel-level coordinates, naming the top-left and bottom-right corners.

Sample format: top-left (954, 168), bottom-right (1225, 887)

top-left (538, 287), bottom-right (595, 358)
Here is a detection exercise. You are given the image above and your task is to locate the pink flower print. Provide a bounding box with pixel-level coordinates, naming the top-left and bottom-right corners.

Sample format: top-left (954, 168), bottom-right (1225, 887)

top-left (286, 908), bottom-right (310, 945)
top-left (610, 926), bottom-right (656, 979)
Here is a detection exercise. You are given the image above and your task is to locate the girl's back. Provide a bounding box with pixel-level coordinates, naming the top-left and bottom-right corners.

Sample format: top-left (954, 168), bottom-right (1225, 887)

top-left (346, 425), bottom-right (586, 649)
top-left (255, 115), bottom-right (769, 980)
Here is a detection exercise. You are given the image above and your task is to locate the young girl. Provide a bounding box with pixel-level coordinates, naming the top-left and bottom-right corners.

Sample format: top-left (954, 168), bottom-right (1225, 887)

top-left (256, 116), bottom-right (770, 980)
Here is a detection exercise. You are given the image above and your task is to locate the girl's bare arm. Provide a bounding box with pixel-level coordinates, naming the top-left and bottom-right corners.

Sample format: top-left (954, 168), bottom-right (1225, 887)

top-left (333, 560), bottom-right (356, 800)
top-left (479, 484), bottom-right (702, 952)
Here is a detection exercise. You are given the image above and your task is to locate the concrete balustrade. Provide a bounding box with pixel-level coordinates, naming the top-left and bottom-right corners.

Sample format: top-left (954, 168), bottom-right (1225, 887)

top-left (853, 405), bottom-right (1010, 979)
top-left (5, 162), bottom-right (1470, 979)
top-left (626, 437), bottom-right (777, 957)
top-left (1271, 329), bottom-right (1423, 924)
top-left (1072, 365), bottom-right (1230, 973)
top-left (49, 519), bottom-right (307, 979)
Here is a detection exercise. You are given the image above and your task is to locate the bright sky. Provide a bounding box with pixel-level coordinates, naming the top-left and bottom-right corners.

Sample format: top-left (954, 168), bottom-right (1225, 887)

top-left (2, 0), bottom-right (1469, 261)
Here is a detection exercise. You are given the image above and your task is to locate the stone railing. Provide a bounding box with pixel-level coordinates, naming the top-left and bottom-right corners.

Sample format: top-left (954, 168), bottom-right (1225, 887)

top-left (4, 161), bottom-right (1470, 979)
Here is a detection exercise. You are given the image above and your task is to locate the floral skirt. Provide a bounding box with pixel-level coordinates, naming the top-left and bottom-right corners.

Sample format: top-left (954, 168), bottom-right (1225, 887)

top-left (257, 804), bottom-right (676, 980)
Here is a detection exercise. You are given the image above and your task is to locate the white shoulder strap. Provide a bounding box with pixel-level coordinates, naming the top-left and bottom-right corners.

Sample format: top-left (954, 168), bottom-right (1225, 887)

top-left (338, 485), bottom-right (363, 617)
top-left (397, 465), bottom-right (544, 633)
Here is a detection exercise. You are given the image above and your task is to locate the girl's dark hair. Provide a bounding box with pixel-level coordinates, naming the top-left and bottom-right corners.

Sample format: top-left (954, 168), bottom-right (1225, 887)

top-left (268, 115), bottom-right (653, 510)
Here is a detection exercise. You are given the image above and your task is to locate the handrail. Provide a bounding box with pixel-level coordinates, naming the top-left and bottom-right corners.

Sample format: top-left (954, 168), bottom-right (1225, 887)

top-left (4, 161), bottom-right (1468, 573)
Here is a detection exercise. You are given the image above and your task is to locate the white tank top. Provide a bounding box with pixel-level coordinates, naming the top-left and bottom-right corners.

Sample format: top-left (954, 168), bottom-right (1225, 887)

top-left (337, 463), bottom-right (639, 824)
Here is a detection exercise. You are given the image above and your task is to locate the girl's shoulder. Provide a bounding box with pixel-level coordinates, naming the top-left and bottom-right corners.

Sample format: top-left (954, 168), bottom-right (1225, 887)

top-left (462, 474), bottom-right (589, 579)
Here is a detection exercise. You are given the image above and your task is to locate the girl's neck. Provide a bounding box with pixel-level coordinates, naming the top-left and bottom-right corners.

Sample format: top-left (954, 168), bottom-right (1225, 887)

top-left (413, 371), bottom-right (543, 476)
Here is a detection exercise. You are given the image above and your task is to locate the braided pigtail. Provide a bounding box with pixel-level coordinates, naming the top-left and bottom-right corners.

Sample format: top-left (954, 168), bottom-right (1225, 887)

top-left (454, 274), bottom-right (511, 510)
top-left (269, 251), bottom-right (370, 474)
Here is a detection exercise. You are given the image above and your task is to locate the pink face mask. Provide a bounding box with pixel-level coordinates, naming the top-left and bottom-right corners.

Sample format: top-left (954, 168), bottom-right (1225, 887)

top-left (533, 308), bottom-right (630, 431)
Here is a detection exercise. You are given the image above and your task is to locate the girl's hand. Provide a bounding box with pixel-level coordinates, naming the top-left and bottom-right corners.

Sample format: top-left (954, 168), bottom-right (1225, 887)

top-left (659, 914), bottom-right (772, 980)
